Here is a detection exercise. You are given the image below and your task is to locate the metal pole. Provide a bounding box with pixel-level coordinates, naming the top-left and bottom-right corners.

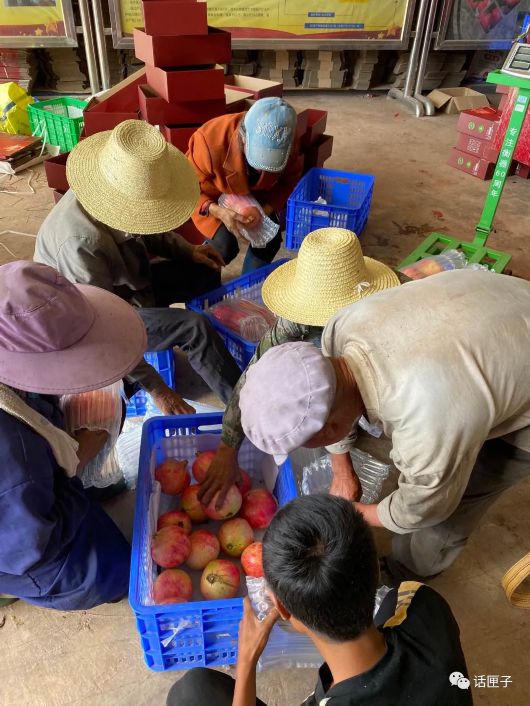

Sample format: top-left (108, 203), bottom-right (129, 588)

top-left (78, 0), bottom-right (100, 94)
top-left (414, 0), bottom-right (440, 116)
top-left (388, 0), bottom-right (432, 118)
top-left (91, 0), bottom-right (111, 91)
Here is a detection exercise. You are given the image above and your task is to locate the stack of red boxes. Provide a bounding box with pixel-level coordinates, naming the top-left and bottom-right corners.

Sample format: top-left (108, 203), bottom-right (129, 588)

top-left (492, 86), bottom-right (530, 179)
top-left (447, 106), bottom-right (502, 180)
top-left (134, 0), bottom-right (231, 152)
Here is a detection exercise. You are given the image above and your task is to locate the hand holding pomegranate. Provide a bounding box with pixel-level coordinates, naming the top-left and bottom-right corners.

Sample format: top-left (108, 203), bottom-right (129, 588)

top-left (236, 596), bottom-right (279, 669)
top-left (198, 442), bottom-right (241, 508)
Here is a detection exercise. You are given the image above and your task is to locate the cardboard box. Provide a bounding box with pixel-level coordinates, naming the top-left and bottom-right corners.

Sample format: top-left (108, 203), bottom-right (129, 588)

top-left (515, 162), bottom-right (530, 179)
top-left (224, 74), bottom-right (283, 99)
top-left (139, 84), bottom-right (225, 125)
top-left (295, 108), bottom-right (309, 141)
top-left (161, 124), bottom-right (199, 151)
top-left (44, 152), bottom-right (69, 192)
top-left (305, 134), bottom-right (333, 170)
top-left (52, 190), bottom-right (64, 204)
top-left (428, 87), bottom-right (489, 114)
top-left (224, 87), bottom-right (254, 113)
top-left (84, 71), bottom-right (145, 136)
top-left (456, 107), bottom-right (501, 142)
top-left (455, 132), bottom-right (499, 161)
top-left (447, 147), bottom-right (495, 180)
top-left (133, 27), bottom-right (231, 69)
top-left (300, 108), bottom-right (328, 147)
top-left (146, 64), bottom-right (225, 103)
top-left (142, 1), bottom-right (208, 36)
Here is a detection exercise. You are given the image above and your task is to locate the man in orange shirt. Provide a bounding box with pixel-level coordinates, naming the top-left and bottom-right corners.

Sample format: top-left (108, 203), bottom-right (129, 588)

top-left (187, 97), bottom-right (303, 273)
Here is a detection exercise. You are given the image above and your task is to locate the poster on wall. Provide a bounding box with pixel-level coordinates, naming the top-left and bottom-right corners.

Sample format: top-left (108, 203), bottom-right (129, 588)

top-left (0, 0), bottom-right (77, 47)
top-left (436, 0), bottom-right (530, 49)
top-left (110, 0), bottom-right (416, 49)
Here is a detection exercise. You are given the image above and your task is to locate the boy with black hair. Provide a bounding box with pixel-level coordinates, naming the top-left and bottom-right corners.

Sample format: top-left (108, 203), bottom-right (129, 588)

top-left (166, 495), bottom-right (472, 706)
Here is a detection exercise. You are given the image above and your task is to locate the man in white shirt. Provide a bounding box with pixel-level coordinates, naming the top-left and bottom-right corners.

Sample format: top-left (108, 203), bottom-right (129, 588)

top-left (238, 270), bottom-right (530, 579)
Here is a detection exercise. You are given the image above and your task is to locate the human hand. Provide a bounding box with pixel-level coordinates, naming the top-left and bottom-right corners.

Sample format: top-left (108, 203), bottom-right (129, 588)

top-left (240, 206), bottom-right (262, 227)
top-left (330, 452), bottom-right (362, 502)
top-left (73, 428), bottom-right (109, 473)
top-left (198, 442), bottom-right (240, 507)
top-left (237, 596), bottom-right (279, 669)
top-left (210, 204), bottom-right (253, 239)
top-left (191, 243), bottom-right (225, 271)
top-left (150, 384), bottom-right (196, 416)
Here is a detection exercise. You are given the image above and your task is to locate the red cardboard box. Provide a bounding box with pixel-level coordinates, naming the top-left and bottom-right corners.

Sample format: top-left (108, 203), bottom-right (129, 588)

top-left (52, 189), bottom-right (64, 204)
top-left (295, 109), bottom-right (309, 141)
top-left (515, 162), bottom-right (530, 179)
top-left (455, 132), bottom-right (500, 161)
top-left (146, 64), bottom-right (225, 103)
top-left (84, 71), bottom-right (144, 135)
top-left (142, 1), bottom-right (208, 36)
top-left (301, 109), bottom-right (328, 147)
top-left (161, 124), bottom-right (199, 151)
top-left (224, 74), bottom-right (283, 99)
top-left (139, 84), bottom-right (225, 125)
top-left (493, 87), bottom-right (530, 168)
top-left (456, 107), bottom-right (501, 142)
top-left (305, 134), bottom-right (333, 170)
top-left (44, 152), bottom-right (69, 192)
top-left (133, 27), bottom-right (231, 68)
top-left (447, 147), bottom-right (495, 180)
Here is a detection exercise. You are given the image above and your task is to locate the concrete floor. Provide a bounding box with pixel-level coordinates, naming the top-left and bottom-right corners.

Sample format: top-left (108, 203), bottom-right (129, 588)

top-left (1, 93), bottom-right (529, 705)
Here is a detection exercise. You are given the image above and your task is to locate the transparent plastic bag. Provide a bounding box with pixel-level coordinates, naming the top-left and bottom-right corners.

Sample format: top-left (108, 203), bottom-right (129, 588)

top-left (247, 576), bottom-right (393, 671)
top-left (399, 249), bottom-right (466, 280)
top-left (210, 298), bottom-right (276, 342)
top-left (300, 449), bottom-right (393, 504)
top-left (219, 193), bottom-right (280, 248)
top-left (60, 382), bottom-right (123, 489)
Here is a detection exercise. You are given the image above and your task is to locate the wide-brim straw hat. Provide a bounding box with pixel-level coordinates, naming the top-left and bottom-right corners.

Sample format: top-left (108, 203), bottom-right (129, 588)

top-left (67, 120), bottom-right (200, 235)
top-left (262, 228), bottom-right (400, 327)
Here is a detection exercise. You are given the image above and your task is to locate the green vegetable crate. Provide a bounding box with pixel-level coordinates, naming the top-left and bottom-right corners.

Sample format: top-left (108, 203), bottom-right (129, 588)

top-left (28, 97), bottom-right (86, 153)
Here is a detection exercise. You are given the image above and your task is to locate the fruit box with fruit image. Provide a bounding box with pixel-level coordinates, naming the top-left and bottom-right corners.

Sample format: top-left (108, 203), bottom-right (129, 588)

top-left (129, 413), bottom-right (298, 672)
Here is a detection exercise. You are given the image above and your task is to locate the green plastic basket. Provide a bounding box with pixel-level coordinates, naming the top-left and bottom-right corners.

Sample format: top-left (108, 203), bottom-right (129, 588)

top-left (28, 97), bottom-right (86, 153)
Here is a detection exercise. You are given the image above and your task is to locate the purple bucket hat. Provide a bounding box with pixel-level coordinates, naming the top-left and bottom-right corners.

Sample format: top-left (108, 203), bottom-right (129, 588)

top-left (0, 261), bottom-right (147, 395)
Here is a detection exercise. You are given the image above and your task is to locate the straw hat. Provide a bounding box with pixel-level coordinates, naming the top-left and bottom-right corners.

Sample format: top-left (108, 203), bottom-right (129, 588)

top-left (262, 228), bottom-right (400, 327)
top-left (67, 120), bottom-right (200, 235)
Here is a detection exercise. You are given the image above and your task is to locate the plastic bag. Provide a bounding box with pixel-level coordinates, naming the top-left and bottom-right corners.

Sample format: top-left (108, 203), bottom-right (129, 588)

top-left (247, 576), bottom-right (393, 670)
top-left (0, 82), bottom-right (34, 136)
top-left (210, 298), bottom-right (276, 342)
top-left (60, 382), bottom-right (123, 489)
top-left (300, 448), bottom-right (393, 504)
top-left (399, 250), bottom-right (466, 280)
top-left (219, 193), bottom-right (280, 248)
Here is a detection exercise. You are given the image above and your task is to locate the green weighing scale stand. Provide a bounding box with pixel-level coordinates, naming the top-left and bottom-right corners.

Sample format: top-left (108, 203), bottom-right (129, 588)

top-left (399, 46), bottom-right (530, 274)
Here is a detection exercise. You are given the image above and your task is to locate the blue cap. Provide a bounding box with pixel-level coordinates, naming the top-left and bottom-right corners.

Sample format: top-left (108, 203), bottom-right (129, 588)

top-left (243, 97), bottom-right (296, 173)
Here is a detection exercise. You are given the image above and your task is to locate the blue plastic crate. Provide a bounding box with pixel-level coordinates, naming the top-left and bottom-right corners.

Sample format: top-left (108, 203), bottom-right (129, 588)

top-left (129, 413), bottom-right (298, 671)
top-left (187, 259), bottom-right (289, 370)
top-left (125, 349), bottom-right (175, 417)
top-left (285, 167), bottom-right (375, 250)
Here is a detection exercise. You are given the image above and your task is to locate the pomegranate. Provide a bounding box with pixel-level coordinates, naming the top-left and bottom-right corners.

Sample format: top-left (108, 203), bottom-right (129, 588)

top-left (218, 518), bottom-right (254, 558)
top-left (241, 542), bottom-right (264, 578)
top-left (181, 484), bottom-right (208, 523)
top-left (204, 484), bottom-right (242, 521)
top-left (192, 450), bottom-right (216, 483)
top-left (151, 526), bottom-right (191, 568)
top-left (236, 469), bottom-right (252, 496)
top-left (200, 559), bottom-right (241, 600)
top-left (240, 488), bottom-right (278, 529)
top-left (153, 569), bottom-right (192, 604)
top-left (154, 458), bottom-right (190, 496)
top-left (157, 510), bottom-right (192, 534)
top-left (186, 529), bottom-right (220, 570)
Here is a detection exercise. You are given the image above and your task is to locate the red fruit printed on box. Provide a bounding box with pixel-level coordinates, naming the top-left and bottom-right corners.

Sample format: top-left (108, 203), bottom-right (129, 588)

top-left (142, 1), bottom-right (208, 37)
